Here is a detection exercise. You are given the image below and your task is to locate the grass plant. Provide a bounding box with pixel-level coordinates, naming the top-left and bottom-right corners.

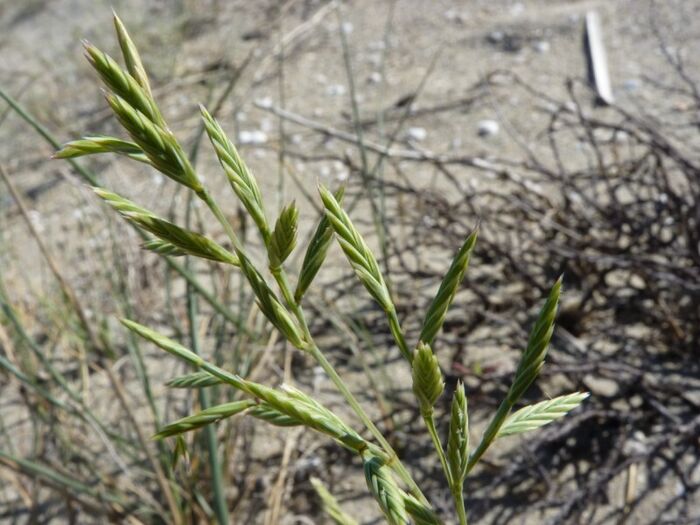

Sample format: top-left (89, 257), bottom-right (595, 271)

top-left (52, 14), bottom-right (589, 524)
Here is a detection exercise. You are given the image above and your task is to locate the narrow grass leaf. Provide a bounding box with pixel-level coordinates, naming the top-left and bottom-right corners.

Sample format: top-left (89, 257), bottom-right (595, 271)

top-left (419, 230), bottom-right (477, 345)
top-left (171, 435), bottom-right (189, 469)
top-left (310, 477), bottom-right (360, 525)
top-left (498, 392), bottom-right (589, 437)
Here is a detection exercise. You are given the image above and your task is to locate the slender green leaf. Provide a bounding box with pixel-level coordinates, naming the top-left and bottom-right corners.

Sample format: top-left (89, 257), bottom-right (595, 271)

top-left (310, 477), bottom-right (359, 525)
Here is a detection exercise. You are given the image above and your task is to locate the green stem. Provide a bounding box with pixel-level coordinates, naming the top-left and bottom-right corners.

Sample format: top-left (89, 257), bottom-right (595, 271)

top-left (387, 308), bottom-right (413, 363)
top-left (309, 344), bottom-right (428, 506)
top-left (466, 401), bottom-right (511, 474)
top-left (423, 412), bottom-right (451, 486)
top-left (451, 483), bottom-right (468, 525)
top-left (186, 194), bottom-right (228, 525)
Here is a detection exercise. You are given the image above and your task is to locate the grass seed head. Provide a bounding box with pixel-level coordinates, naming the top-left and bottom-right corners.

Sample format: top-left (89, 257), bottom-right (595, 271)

top-left (363, 454), bottom-right (410, 525)
top-left (269, 201), bottom-right (299, 269)
top-left (83, 41), bottom-right (163, 126)
top-left (411, 342), bottom-right (444, 415)
top-left (319, 184), bottom-right (393, 312)
top-left (419, 229), bottom-right (477, 345)
top-left (498, 392), bottom-right (589, 437)
top-left (507, 276), bottom-right (562, 404)
top-left (294, 186), bottom-right (345, 302)
top-left (154, 400), bottom-right (256, 439)
top-left (112, 12), bottom-right (154, 98)
top-left (447, 381), bottom-right (469, 484)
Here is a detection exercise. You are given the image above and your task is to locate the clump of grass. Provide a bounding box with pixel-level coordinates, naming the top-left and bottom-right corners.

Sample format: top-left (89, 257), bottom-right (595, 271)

top-left (55, 14), bottom-right (589, 524)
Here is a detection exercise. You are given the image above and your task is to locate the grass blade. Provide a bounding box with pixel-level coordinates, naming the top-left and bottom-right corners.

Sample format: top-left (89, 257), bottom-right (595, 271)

top-left (310, 477), bottom-right (359, 525)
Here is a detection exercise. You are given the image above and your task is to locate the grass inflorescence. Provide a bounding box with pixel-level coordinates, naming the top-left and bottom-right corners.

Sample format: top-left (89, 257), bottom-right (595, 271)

top-left (53, 13), bottom-right (589, 524)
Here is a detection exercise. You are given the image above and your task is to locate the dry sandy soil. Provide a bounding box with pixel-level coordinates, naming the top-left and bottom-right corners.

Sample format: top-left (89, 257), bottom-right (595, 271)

top-left (1, 0), bottom-right (699, 523)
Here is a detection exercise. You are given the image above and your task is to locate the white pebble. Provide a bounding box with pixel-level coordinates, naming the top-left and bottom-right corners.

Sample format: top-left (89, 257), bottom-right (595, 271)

top-left (256, 96), bottom-right (273, 108)
top-left (326, 84), bottom-right (346, 97)
top-left (368, 71), bottom-right (382, 84)
top-left (407, 127), bottom-right (427, 141)
top-left (623, 79), bottom-right (641, 92)
top-left (488, 31), bottom-right (504, 44)
top-left (238, 130), bottom-right (268, 145)
top-left (533, 40), bottom-right (550, 53)
top-left (477, 120), bottom-right (500, 137)
top-left (260, 118), bottom-right (273, 132)
top-left (28, 210), bottom-right (44, 233)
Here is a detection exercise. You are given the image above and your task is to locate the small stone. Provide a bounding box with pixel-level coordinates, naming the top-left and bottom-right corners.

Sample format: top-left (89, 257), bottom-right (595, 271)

top-left (407, 127), bottom-right (427, 141)
top-left (623, 78), bottom-right (641, 92)
top-left (256, 96), bottom-right (273, 108)
top-left (534, 40), bottom-right (550, 53)
top-left (238, 130), bottom-right (268, 145)
top-left (488, 31), bottom-right (504, 44)
top-left (341, 22), bottom-right (353, 34)
top-left (444, 9), bottom-right (467, 23)
top-left (368, 71), bottom-right (382, 84)
top-left (584, 374), bottom-right (620, 397)
top-left (622, 431), bottom-right (648, 456)
top-left (260, 118), bottom-right (273, 132)
top-left (477, 119), bottom-right (499, 137)
top-left (326, 84), bottom-right (346, 96)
